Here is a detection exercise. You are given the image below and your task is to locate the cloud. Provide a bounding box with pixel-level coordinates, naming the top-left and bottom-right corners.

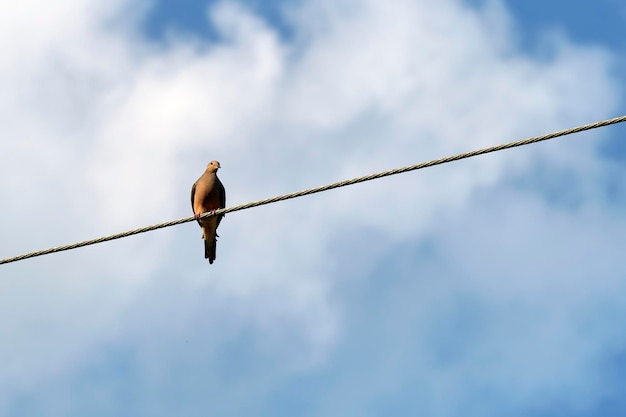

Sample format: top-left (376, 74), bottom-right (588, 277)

top-left (0, 0), bottom-right (623, 415)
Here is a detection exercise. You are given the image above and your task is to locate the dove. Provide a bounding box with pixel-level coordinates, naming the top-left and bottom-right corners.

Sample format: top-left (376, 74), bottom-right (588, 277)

top-left (191, 161), bottom-right (226, 264)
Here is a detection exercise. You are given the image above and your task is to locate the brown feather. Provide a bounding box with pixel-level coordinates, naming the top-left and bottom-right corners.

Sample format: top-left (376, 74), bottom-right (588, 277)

top-left (191, 161), bottom-right (226, 264)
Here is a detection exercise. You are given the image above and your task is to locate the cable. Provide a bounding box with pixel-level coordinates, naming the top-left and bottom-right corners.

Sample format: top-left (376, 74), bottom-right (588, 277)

top-left (2, 114), bottom-right (626, 265)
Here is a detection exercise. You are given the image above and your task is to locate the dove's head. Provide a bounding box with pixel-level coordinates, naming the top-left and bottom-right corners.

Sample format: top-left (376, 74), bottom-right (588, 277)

top-left (206, 160), bottom-right (221, 173)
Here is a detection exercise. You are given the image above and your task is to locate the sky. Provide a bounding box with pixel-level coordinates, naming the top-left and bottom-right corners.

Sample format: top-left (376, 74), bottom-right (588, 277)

top-left (1, 0), bottom-right (626, 416)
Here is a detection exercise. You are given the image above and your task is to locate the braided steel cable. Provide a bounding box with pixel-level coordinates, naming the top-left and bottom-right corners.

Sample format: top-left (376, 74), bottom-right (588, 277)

top-left (2, 114), bottom-right (625, 265)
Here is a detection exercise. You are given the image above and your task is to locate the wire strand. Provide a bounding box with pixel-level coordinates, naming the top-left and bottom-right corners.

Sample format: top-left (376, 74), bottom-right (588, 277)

top-left (2, 114), bottom-right (626, 265)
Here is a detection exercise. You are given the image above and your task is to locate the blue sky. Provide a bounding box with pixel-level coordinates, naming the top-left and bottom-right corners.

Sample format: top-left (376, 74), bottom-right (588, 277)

top-left (1, 1), bottom-right (626, 416)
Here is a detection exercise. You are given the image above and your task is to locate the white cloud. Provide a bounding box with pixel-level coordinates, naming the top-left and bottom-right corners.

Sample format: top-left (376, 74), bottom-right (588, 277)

top-left (312, 186), bottom-right (626, 416)
top-left (0, 0), bottom-right (623, 414)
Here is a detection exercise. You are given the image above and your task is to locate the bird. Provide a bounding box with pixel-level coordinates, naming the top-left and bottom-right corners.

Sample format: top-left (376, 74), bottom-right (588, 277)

top-left (191, 160), bottom-right (226, 264)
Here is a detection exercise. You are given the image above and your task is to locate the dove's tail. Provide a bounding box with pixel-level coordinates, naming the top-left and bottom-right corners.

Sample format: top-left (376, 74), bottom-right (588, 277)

top-left (204, 237), bottom-right (217, 264)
